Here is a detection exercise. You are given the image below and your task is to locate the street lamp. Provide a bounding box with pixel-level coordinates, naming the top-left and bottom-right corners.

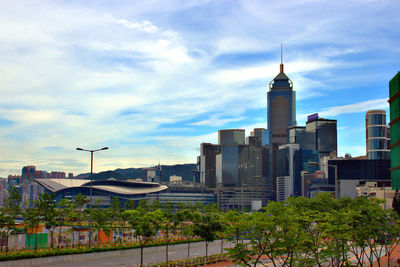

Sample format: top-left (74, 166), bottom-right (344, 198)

top-left (76, 146), bottom-right (108, 248)
top-left (308, 161), bottom-right (338, 198)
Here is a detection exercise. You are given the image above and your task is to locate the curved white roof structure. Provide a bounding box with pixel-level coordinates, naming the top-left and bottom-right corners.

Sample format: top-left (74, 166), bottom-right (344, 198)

top-left (35, 178), bottom-right (167, 196)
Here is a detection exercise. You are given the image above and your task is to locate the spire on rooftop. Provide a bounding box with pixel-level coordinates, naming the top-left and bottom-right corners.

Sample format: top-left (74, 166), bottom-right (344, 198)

top-left (280, 43), bottom-right (284, 73)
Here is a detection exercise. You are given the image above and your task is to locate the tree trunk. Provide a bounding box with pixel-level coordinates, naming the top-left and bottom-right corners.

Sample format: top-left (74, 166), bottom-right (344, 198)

top-left (220, 239), bottom-right (224, 253)
top-left (166, 241), bottom-right (169, 262)
top-left (140, 245), bottom-right (144, 266)
top-left (0, 234), bottom-right (3, 253)
top-left (206, 241), bottom-right (209, 257)
top-left (35, 230), bottom-right (38, 252)
top-left (58, 227), bottom-right (62, 250)
top-left (50, 230), bottom-right (54, 249)
top-left (5, 232), bottom-right (9, 253)
top-left (78, 229), bottom-right (81, 248)
top-left (72, 230), bottom-right (75, 248)
top-left (187, 241), bottom-right (191, 258)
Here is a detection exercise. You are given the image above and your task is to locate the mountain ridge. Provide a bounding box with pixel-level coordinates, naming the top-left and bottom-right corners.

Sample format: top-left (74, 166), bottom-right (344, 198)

top-left (75, 163), bottom-right (197, 182)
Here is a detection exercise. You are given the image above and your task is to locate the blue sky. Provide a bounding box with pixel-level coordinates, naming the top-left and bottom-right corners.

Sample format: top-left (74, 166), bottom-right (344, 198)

top-left (0, 0), bottom-right (399, 177)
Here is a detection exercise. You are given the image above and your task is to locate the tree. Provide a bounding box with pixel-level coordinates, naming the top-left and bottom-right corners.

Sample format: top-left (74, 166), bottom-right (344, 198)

top-left (55, 199), bottom-right (72, 250)
top-left (193, 211), bottom-right (222, 257)
top-left (393, 190), bottom-right (400, 215)
top-left (0, 186), bottom-right (21, 253)
top-left (125, 199), bottom-right (136, 210)
top-left (91, 201), bottom-right (109, 246)
top-left (126, 209), bottom-right (160, 266)
top-left (72, 194), bottom-right (88, 247)
top-left (176, 208), bottom-right (197, 258)
top-left (159, 202), bottom-right (176, 263)
top-left (24, 199), bottom-right (42, 252)
top-left (37, 193), bottom-right (57, 249)
top-left (109, 197), bottom-right (123, 244)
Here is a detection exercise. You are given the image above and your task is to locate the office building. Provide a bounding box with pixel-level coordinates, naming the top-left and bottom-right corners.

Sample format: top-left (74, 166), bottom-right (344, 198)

top-left (366, 110), bottom-right (390, 159)
top-left (250, 128), bottom-right (269, 146)
top-left (275, 144), bottom-right (299, 201)
top-left (293, 149), bottom-right (319, 196)
top-left (215, 129), bottom-right (246, 187)
top-left (218, 129), bottom-right (245, 145)
top-left (305, 115), bottom-right (337, 159)
top-left (301, 171), bottom-right (334, 198)
top-left (267, 56), bottom-right (296, 145)
top-left (389, 72), bottom-right (400, 189)
top-left (199, 143), bottom-right (220, 187)
top-left (327, 159), bottom-right (391, 198)
top-left (288, 126), bottom-right (314, 150)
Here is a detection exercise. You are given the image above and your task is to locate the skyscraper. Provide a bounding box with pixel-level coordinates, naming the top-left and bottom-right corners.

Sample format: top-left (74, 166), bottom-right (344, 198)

top-left (365, 110), bottom-right (390, 160)
top-left (267, 48), bottom-right (296, 145)
top-left (305, 115), bottom-right (337, 159)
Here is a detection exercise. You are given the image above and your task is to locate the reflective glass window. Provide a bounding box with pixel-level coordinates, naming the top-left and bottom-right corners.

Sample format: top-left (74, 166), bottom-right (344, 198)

top-left (367, 126), bottom-right (386, 137)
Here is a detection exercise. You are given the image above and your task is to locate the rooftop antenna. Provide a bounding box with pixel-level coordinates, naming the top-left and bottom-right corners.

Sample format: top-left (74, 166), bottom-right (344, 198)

top-left (280, 43), bottom-right (284, 73)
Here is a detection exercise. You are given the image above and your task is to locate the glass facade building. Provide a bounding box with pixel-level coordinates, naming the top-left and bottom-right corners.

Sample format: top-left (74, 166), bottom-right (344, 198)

top-left (267, 63), bottom-right (296, 145)
top-left (365, 110), bottom-right (390, 160)
top-left (199, 143), bottom-right (220, 187)
top-left (305, 118), bottom-right (337, 159)
top-left (327, 159), bottom-right (391, 185)
top-left (218, 129), bottom-right (245, 145)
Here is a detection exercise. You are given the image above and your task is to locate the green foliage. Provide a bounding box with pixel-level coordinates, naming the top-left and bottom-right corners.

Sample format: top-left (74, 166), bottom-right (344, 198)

top-left (1, 190), bottom-right (400, 267)
top-left (193, 211), bottom-right (222, 257)
top-left (225, 193), bottom-right (400, 267)
top-left (0, 186), bottom-right (22, 253)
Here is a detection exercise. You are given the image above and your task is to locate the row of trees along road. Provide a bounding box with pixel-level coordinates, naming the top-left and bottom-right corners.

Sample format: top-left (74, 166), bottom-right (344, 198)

top-left (1, 187), bottom-right (400, 266)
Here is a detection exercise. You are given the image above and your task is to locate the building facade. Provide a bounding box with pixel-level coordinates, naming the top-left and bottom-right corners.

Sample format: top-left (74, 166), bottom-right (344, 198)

top-left (267, 61), bottom-right (296, 145)
top-left (389, 72), bottom-right (400, 189)
top-left (305, 116), bottom-right (337, 159)
top-left (366, 110), bottom-right (390, 160)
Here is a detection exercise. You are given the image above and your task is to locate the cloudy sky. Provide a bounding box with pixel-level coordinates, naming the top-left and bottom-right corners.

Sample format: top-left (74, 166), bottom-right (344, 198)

top-left (0, 0), bottom-right (399, 177)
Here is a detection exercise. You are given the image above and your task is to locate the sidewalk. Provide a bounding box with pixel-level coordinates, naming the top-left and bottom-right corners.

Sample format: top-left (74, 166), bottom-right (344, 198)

top-left (373, 245), bottom-right (400, 267)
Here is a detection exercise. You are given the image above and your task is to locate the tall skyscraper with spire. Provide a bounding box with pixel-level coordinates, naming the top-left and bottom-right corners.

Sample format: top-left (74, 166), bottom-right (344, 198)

top-left (267, 46), bottom-right (296, 145)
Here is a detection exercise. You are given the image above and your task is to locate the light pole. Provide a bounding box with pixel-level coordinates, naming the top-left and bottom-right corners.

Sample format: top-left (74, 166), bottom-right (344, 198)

top-left (308, 161), bottom-right (338, 198)
top-left (76, 146), bottom-right (108, 248)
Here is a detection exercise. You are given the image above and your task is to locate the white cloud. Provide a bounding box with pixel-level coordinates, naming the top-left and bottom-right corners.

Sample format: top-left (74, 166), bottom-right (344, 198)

top-left (190, 115), bottom-right (246, 127)
top-left (318, 98), bottom-right (388, 117)
top-left (0, 0), bottom-right (398, 176)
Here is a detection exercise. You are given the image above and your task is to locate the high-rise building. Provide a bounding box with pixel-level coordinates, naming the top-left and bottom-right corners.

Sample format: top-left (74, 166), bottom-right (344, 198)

top-left (267, 53), bottom-right (296, 145)
top-left (365, 110), bottom-right (390, 160)
top-left (250, 128), bottom-right (269, 146)
top-left (305, 115), bottom-right (337, 159)
top-left (22, 165), bottom-right (36, 182)
top-left (218, 129), bottom-right (245, 145)
top-left (389, 72), bottom-right (400, 189)
top-left (199, 143), bottom-right (220, 187)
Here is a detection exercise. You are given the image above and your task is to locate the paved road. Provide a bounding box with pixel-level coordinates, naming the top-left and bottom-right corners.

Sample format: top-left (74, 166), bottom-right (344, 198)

top-left (3, 240), bottom-right (234, 267)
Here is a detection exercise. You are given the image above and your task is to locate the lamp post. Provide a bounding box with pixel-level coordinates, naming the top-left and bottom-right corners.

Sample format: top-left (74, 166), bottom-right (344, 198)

top-left (76, 146), bottom-right (108, 248)
top-left (308, 161), bottom-right (338, 198)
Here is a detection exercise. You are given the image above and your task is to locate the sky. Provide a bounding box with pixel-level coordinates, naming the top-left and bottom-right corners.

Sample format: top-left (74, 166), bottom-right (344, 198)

top-left (0, 0), bottom-right (399, 177)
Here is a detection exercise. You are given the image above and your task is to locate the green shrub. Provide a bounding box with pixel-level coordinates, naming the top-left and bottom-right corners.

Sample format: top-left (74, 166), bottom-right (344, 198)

top-left (0, 238), bottom-right (204, 261)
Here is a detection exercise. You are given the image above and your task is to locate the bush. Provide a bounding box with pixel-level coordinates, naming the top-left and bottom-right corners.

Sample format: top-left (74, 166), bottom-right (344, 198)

top-left (142, 253), bottom-right (228, 267)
